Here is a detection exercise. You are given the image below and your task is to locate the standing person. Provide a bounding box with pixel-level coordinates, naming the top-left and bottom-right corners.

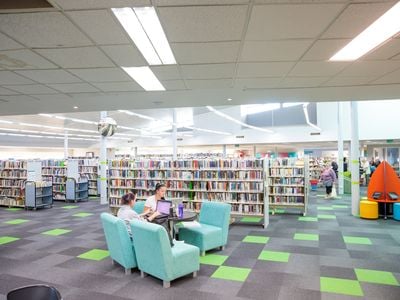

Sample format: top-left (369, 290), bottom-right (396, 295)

top-left (362, 159), bottom-right (371, 186)
top-left (331, 160), bottom-right (338, 178)
top-left (144, 183), bottom-right (167, 214)
top-left (117, 192), bottom-right (160, 237)
top-left (320, 165), bottom-right (337, 199)
top-left (343, 157), bottom-right (348, 172)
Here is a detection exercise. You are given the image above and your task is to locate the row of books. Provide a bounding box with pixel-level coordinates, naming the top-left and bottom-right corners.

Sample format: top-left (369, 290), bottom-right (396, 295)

top-left (0, 189), bottom-right (23, 197)
top-left (269, 187), bottom-right (304, 194)
top-left (42, 160), bottom-right (66, 167)
top-left (42, 169), bottom-right (67, 176)
top-left (0, 179), bottom-right (25, 187)
top-left (0, 160), bottom-right (27, 169)
top-left (267, 177), bottom-right (304, 185)
top-left (79, 166), bottom-right (98, 174)
top-left (0, 196), bottom-right (24, 207)
top-left (269, 196), bottom-right (304, 203)
top-left (269, 168), bottom-right (304, 176)
top-left (0, 170), bottom-right (27, 178)
top-left (270, 158), bottom-right (304, 167)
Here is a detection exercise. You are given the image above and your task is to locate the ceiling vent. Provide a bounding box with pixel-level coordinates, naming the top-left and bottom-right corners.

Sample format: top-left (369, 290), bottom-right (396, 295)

top-left (235, 135), bottom-right (245, 139)
top-left (0, 0), bottom-right (53, 10)
top-left (310, 132), bottom-right (321, 136)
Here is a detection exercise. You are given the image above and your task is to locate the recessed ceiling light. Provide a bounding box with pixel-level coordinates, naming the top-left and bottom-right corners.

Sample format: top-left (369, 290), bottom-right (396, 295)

top-left (73, 106), bottom-right (78, 109)
top-left (330, 2), bottom-right (400, 61)
top-left (227, 98), bottom-right (232, 101)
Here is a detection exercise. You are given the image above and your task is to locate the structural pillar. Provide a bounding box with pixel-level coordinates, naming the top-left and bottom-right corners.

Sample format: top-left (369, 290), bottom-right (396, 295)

top-left (222, 145), bottom-right (227, 158)
top-left (100, 111), bottom-right (108, 205)
top-left (337, 102), bottom-right (344, 195)
top-left (350, 102), bottom-right (360, 216)
top-left (172, 109), bottom-right (177, 160)
top-left (64, 130), bottom-right (68, 159)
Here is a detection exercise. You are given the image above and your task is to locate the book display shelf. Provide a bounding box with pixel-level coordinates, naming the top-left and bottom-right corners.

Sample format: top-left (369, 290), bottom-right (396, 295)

top-left (42, 160), bottom-right (67, 201)
top-left (78, 158), bottom-right (99, 196)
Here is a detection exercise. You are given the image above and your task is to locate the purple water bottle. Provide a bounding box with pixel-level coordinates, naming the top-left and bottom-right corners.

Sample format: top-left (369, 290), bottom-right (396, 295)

top-left (178, 203), bottom-right (184, 218)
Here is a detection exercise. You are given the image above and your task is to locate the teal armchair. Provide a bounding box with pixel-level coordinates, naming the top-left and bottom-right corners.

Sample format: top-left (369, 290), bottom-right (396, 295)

top-left (133, 200), bottom-right (145, 214)
top-left (100, 212), bottom-right (137, 274)
top-left (130, 219), bottom-right (199, 288)
top-left (179, 202), bottom-right (231, 256)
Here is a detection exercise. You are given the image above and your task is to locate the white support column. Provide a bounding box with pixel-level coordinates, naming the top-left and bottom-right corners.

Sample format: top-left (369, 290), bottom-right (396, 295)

top-left (64, 130), bottom-right (68, 159)
top-left (222, 145), bottom-right (227, 158)
top-left (337, 102), bottom-right (344, 195)
top-left (253, 145), bottom-right (257, 158)
top-left (172, 109), bottom-right (177, 160)
top-left (350, 102), bottom-right (360, 216)
top-left (100, 111), bottom-right (108, 205)
top-left (134, 146), bottom-right (138, 158)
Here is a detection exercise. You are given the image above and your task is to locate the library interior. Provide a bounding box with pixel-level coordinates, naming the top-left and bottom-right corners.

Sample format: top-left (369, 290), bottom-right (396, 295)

top-left (1, 1), bottom-right (400, 300)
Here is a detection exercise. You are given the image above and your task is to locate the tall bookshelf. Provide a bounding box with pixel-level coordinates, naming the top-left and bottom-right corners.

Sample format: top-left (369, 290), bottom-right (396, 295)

top-left (0, 160), bottom-right (43, 208)
top-left (42, 160), bottom-right (67, 201)
top-left (78, 158), bottom-right (99, 196)
top-left (108, 159), bottom-right (266, 224)
top-left (265, 157), bottom-right (309, 216)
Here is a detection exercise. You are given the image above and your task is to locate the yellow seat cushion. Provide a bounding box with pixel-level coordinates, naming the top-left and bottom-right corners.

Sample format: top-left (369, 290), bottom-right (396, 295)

top-left (360, 200), bottom-right (378, 219)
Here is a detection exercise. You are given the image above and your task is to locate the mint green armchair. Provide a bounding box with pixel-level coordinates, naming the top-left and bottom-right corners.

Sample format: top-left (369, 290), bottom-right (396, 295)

top-left (179, 202), bottom-right (231, 256)
top-left (133, 200), bottom-right (145, 214)
top-left (100, 213), bottom-right (137, 274)
top-left (130, 219), bottom-right (199, 288)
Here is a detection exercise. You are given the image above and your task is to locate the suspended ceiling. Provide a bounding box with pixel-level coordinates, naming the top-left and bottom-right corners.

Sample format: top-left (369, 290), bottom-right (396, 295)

top-left (0, 0), bottom-right (400, 116)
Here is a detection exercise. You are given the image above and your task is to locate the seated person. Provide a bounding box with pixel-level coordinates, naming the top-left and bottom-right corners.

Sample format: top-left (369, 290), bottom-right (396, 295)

top-left (117, 192), bottom-right (160, 237)
top-left (144, 183), bottom-right (167, 214)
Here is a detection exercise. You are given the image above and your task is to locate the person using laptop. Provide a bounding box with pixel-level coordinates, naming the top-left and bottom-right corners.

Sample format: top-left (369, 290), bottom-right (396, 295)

top-left (117, 192), bottom-right (161, 237)
top-left (144, 183), bottom-right (167, 214)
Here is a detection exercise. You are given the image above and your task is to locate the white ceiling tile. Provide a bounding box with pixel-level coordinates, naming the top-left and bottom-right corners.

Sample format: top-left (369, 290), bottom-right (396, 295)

top-left (161, 80), bottom-right (187, 90)
top-left (322, 2), bottom-right (396, 39)
top-left (5, 84), bottom-right (59, 95)
top-left (0, 12), bottom-right (92, 48)
top-left (0, 71), bottom-right (35, 85)
top-left (363, 39), bottom-right (400, 60)
top-left (302, 39), bottom-right (350, 61)
top-left (68, 68), bottom-right (131, 82)
top-left (338, 61), bottom-right (400, 77)
top-left (289, 61), bottom-right (349, 76)
top-left (246, 4), bottom-right (344, 40)
top-left (172, 42), bottom-right (240, 64)
top-left (0, 87), bottom-right (20, 95)
top-left (15, 70), bottom-right (81, 84)
top-left (150, 66), bottom-right (181, 80)
top-left (241, 40), bottom-right (314, 62)
top-left (0, 33), bottom-right (23, 51)
top-left (158, 6), bottom-right (248, 42)
top-left (0, 49), bottom-right (57, 70)
top-left (392, 52), bottom-right (400, 60)
top-left (155, 0), bottom-right (249, 5)
top-left (52, 0), bottom-right (150, 10)
top-left (237, 62), bottom-right (295, 77)
top-left (92, 82), bottom-right (143, 92)
top-left (47, 83), bottom-right (99, 93)
top-left (370, 68), bottom-right (400, 85)
top-left (235, 77), bottom-right (282, 89)
top-left (67, 10), bottom-right (130, 45)
top-left (321, 76), bottom-right (378, 87)
top-left (0, 95), bottom-right (38, 102)
top-left (181, 63), bottom-right (236, 79)
top-left (279, 76), bottom-right (331, 88)
top-left (36, 47), bottom-right (115, 69)
top-left (186, 79), bottom-right (233, 89)
top-left (101, 45), bottom-right (146, 67)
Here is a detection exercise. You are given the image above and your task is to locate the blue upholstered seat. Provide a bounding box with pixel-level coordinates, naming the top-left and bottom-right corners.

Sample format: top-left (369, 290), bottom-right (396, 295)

top-left (100, 212), bottom-right (137, 274)
top-left (179, 202), bottom-right (231, 256)
top-left (130, 219), bottom-right (199, 288)
top-left (133, 201), bottom-right (145, 214)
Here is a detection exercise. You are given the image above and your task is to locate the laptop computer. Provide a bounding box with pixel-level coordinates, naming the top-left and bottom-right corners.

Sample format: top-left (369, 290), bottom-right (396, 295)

top-left (156, 200), bottom-right (172, 217)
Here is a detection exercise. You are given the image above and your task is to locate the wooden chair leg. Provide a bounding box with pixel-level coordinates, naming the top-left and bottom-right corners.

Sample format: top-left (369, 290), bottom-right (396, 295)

top-left (140, 271), bottom-right (146, 278)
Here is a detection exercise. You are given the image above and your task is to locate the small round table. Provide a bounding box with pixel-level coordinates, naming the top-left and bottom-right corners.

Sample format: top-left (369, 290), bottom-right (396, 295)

top-left (168, 211), bottom-right (197, 239)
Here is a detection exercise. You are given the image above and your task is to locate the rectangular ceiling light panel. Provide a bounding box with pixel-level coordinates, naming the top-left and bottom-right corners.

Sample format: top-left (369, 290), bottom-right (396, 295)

top-left (112, 7), bottom-right (176, 65)
top-left (330, 2), bottom-right (400, 61)
top-left (122, 66), bottom-right (165, 91)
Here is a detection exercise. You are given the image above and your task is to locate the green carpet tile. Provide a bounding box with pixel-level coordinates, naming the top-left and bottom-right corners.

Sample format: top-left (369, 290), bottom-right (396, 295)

top-left (72, 212), bottom-right (93, 217)
top-left (0, 236), bottom-right (20, 245)
top-left (258, 250), bottom-right (290, 262)
top-left (317, 214), bottom-right (336, 219)
top-left (355, 268), bottom-right (399, 286)
top-left (298, 216), bottom-right (318, 222)
top-left (77, 249), bottom-right (109, 261)
top-left (41, 229), bottom-right (72, 236)
top-left (200, 254), bottom-right (228, 266)
top-left (320, 277), bottom-right (364, 296)
top-left (294, 233), bottom-right (319, 241)
top-left (4, 219), bottom-right (29, 225)
top-left (4, 208), bottom-right (23, 211)
top-left (242, 235), bottom-right (269, 244)
top-left (240, 217), bottom-right (262, 223)
top-left (343, 236), bottom-right (372, 245)
top-left (62, 205), bottom-right (79, 209)
top-left (211, 266), bottom-right (251, 282)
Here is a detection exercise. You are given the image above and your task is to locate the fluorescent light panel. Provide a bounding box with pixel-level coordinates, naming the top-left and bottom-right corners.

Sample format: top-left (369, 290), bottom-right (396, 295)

top-left (112, 7), bottom-right (176, 65)
top-left (330, 2), bottom-right (400, 61)
top-left (208, 106), bottom-right (273, 133)
top-left (241, 103), bottom-right (280, 116)
top-left (122, 67), bottom-right (165, 91)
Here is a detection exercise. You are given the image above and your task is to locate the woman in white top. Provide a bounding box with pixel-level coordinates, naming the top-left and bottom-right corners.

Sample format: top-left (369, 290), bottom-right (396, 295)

top-left (144, 183), bottom-right (167, 214)
top-left (117, 192), bottom-right (160, 236)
